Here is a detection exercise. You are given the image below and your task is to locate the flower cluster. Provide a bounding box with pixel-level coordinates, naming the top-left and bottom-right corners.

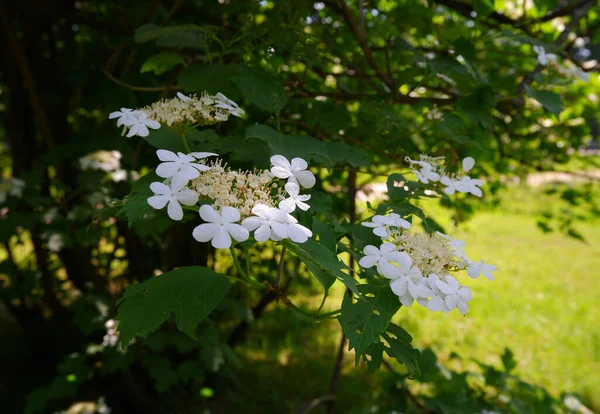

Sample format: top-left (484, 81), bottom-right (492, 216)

top-left (359, 213), bottom-right (496, 314)
top-left (102, 319), bottom-right (119, 348)
top-left (146, 150), bottom-right (315, 248)
top-left (533, 45), bottom-right (590, 82)
top-left (108, 92), bottom-right (243, 138)
top-left (406, 155), bottom-right (483, 197)
top-left (0, 177), bottom-right (25, 204)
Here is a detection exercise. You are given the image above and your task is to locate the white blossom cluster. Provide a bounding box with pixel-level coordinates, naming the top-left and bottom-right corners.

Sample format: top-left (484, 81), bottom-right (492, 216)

top-left (108, 92), bottom-right (243, 138)
top-left (146, 150), bottom-right (315, 248)
top-left (359, 214), bottom-right (496, 315)
top-left (406, 155), bottom-right (483, 197)
top-left (102, 319), bottom-right (119, 347)
top-left (533, 45), bottom-right (590, 82)
top-left (0, 177), bottom-right (25, 204)
top-left (54, 396), bottom-right (112, 414)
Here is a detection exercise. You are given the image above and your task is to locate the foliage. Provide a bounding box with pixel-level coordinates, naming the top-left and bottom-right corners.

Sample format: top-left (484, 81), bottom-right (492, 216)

top-left (1, 0), bottom-right (599, 413)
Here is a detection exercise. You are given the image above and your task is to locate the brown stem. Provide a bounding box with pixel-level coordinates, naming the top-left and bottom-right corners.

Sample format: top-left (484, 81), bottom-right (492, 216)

top-left (102, 69), bottom-right (176, 92)
top-left (338, 0), bottom-right (395, 90)
top-left (276, 246), bottom-right (286, 288)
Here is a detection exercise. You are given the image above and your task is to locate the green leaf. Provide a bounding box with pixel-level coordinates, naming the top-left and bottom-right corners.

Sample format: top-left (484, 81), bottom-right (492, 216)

top-left (186, 128), bottom-right (222, 153)
top-left (339, 284), bottom-right (401, 364)
top-left (116, 172), bottom-right (157, 226)
top-left (473, 0), bottom-right (495, 17)
top-left (525, 85), bottom-right (563, 116)
top-left (325, 142), bottom-right (369, 167)
top-left (283, 239), bottom-right (357, 294)
top-left (178, 64), bottom-right (241, 96)
top-left (245, 124), bottom-right (331, 165)
top-left (312, 218), bottom-right (336, 252)
top-left (232, 68), bottom-right (287, 113)
top-left (116, 266), bottom-right (230, 343)
top-left (142, 127), bottom-right (187, 153)
top-left (141, 52), bottom-right (185, 75)
top-left (364, 341), bottom-right (385, 373)
top-left (383, 322), bottom-right (421, 377)
top-left (134, 24), bottom-right (207, 49)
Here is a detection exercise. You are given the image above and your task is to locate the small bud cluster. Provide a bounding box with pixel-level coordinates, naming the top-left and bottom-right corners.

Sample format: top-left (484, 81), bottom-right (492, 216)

top-left (191, 159), bottom-right (280, 217)
top-left (108, 92), bottom-right (243, 138)
top-left (533, 45), bottom-right (590, 82)
top-left (406, 154), bottom-right (483, 197)
top-left (0, 177), bottom-right (25, 204)
top-left (102, 319), bottom-right (119, 348)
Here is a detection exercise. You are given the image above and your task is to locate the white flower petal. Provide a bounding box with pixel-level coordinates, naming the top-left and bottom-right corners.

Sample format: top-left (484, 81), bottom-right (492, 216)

top-left (147, 195), bottom-right (169, 210)
top-left (399, 293), bottom-right (414, 307)
top-left (270, 155), bottom-right (291, 169)
top-left (241, 216), bottom-right (263, 231)
top-left (220, 206), bottom-right (241, 223)
top-left (176, 190), bottom-right (198, 206)
top-left (290, 157), bottom-right (308, 170)
top-left (270, 221), bottom-right (288, 239)
top-left (254, 223), bottom-right (271, 242)
top-left (156, 162), bottom-right (181, 178)
top-left (462, 157), bottom-right (475, 172)
top-left (390, 278), bottom-right (408, 296)
top-left (445, 294), bottom-right (457, 310)
top-left (199, 204), bottom-right (220, 223)
top-left (167, 199), bottom-right (184, 221)
top-left (279, 198), bottom-right (296, 213)
top-left (295, 170), bottom-right (316, 189)
top-left (212, 227), bottom-right (232, 249)
top-left (193, 223), bottom-right (219, 242)
top-left (358, 255), bottom-right (378, 269)
top-left (156, 149), bottom-right (179, 162)
top-left (150, 182), bottom-right (170, 195)
top-left (224, 223), bottom-right (249, 242)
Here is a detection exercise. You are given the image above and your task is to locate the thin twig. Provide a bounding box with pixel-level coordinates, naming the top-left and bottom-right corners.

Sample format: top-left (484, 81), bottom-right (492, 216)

top-left (338, 0), bottom-right (395, 90)
top-left (102, 69), bottom-right (176, 92)
top-left (276, 246), bottom-right (286, 288)
top-left (383, 360), bottom-right (435, 414)
top-left (301, 394), bottom-right (336, 414)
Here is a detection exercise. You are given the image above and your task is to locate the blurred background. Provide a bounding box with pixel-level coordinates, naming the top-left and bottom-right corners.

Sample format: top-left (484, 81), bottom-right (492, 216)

top-left (1, 1), bottom-right (599, 413)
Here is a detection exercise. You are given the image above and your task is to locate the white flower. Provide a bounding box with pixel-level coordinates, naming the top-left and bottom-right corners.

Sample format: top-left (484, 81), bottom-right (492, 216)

top-left (9, 178), bottom-right (25, 197)
top-left (192, 205), bottom-right (249, 248)
top-left (155, 149), bottom-right (214, 187)
top-left (440, 175), bottom-right (459, 195)
top-left (361, 215), bottom-right (399, 238)
top-left (215, 92), bottom-right (245, 117)
top-left (467, 259), bottom-right (496, 280)
top-left (462, 157), bottom-right (475, 172)
top-left (47, 234), bottom-right (64, 252)
top-left (389, 252), bottom-right (432, 307)
top-left (270, 155), bottom-right (316, 189)
top-left (177, 92), bottom-right (191, 102)
top-left (436, 232), bottom-right (468, 261)
top-left (533, 45), bottom-right (557, 65)
top-left (126, 112), bottom-right (161, 138)
top-left (436, 275), bottom-right (472, 314)
top-left (420, 274), bottom-right (449, 312)
top-left (147, 180), bottom-right (199, 221)
top-left (414, 162), bottom-right (441, 184)
top-left (108, 108), bottom-right (141, 127)
top-left (387, 213), bottom-right (411, 229)
top-left (241, 204), bottom-right (289, 242)
top-left (282, 212), bottom-right (313, 243)
top-left (279, 182), bottom-right (311, 213)
top-left (358, 243), bottom-right (406, 279)
top-left (455, 176), bottom-right (483, 197)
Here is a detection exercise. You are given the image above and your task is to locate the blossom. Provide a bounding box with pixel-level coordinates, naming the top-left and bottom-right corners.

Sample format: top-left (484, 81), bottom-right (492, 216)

top-left (279, 182), bottom-right (311, 213)
top-left (361, 215), bottom-right (395, 238)
top-left (533, 45), bottom-right (557, 65)
top-left (215, 92), bottom-right (245, 117)
top-left (147, 180), bottom-right (198, 221)
top-left (270, 155), bottom-right (316, 189)
top-left (9, 178), bottom-right (25, 197)
top-left (436, 231), bottom-right (468, 261)
top-left (358, 243), bottom-right (406, 278)
top-left (420, 274), bottom-right (449, 312)
top-left (241, 204), bottom-right (289, 242)
top-left (177, 92), bottom-right (191, 102)
top-left (436, 275), bottom-right (472, 314)
top-left (79, 150), bottom-right (122, 172)
top-left (389, 252), bottom-right (432, 306)
top-left (47, 234), bottom-right (64, 252)
top-left (386, 213), bottom-right (411, 229)
top-left (455, 176), bottom-right (483, 197)
top-left (155, 149), bottom-right (214, 187)
top-left (282, 213), bottom-right (313, 243)
top-left (467, 259), bottom-right (496, 280)
top-left (126, 112), bottom-right (161, 138)
top-left (103, 319), bottom-right (119, 348)
top-left (440, 175), bottom-right (459, 195)
top-left (192, 205), bottom-right (249, 248)
top-left (108, 108), bottom-right (141, 127)
top-left (413, 161), bottom-right (441, 184)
